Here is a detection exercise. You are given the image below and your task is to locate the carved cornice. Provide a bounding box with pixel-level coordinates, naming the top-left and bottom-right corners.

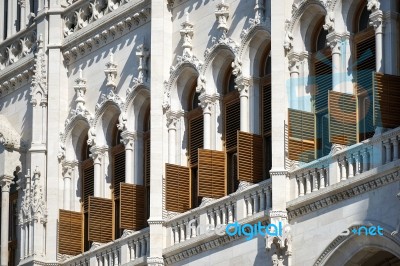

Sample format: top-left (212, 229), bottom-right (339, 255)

top-left (0, 57), bottom-right (34, 100)
top-left (62, 2), bottom-right (151, 65)
top-left (288, 169), bottom-right (400, 220)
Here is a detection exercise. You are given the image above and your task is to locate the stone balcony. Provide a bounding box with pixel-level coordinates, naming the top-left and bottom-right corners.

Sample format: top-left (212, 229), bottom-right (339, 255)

top-left (287, 126), bottom-right (400, 219)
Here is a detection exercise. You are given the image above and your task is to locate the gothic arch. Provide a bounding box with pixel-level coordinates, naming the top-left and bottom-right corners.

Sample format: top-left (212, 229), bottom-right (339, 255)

top-left (315, 223), bottom-right (400, 265)
top-left (163, 58), bottom-right (201, 113)
top-left (123, 84), bottom-right (151, 132)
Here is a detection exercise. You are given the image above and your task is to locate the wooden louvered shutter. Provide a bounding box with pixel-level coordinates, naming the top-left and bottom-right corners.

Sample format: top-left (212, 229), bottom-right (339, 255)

top-left (329, 91), bottom-right (357, 145)
top-left (120, 183), bottom-right (146, 230)
top-left (144, 132), bottom-right (150, 187)
top-left (263, 81), bottom-right (271, 135)
top-left (189, 109), bottom-right (204, 165)
top-left (88, 197), bottom-right (113, 243)
top-left (113, 144), bottom-right (125, 199)
top-left (59, 210), bottom-right (82, 255)
top-left (165, 164), bottom-right (190, 212)
top-left (225, 98), bottom-right (240, 151)
top-left (198, 149), bottom-right (225, 198)
top-left (288, 109), bottom-right (315, 163)
top-left (314, 53), bottom-right (332, 112)
top-left (82, 159), bottom-right (94, 212)
top-left (237, 131), bottom-right (263, 183)
top-left (373, 73), bottom-right (400, 128)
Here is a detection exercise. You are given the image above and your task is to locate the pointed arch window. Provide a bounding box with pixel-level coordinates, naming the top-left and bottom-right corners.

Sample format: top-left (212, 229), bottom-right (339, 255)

top-left (312, 20), bottom-right (332, 158)
top-left (261, 52), bottom-right (272, 176)
top-left (354, 3), bottom-right (375, 141)
top-left (224, 65), bottom-right (240, 194)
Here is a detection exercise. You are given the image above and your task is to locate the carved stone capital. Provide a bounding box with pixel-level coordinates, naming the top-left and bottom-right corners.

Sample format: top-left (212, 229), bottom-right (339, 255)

top-left (327, 32), bottom-right (342, 54)
top-left (199, 93), bottom-right (219, 115)
top-left (180, 12), bottom-right (194, 55)
top-left (90, 146), bottom-right (106, 164)
top-left (235, 75), bottom-right (251, 97)
top-left (287, 52), bottom-right (301, 74)
top-left (62, 161), bottom-right (75, 179)
top-left (166, 110), bottom-right (184, 130)
top-left (369, 10), bottom-right (384, 32)
top-left (121, 131), bottom-right (137, 150)
top-left (0, 175), bottom-right (14, 192)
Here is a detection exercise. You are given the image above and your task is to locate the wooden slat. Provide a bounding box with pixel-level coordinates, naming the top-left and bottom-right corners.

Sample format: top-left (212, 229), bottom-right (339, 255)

top-left (198, 149), bottom-right (226, 198)
top-left (165, 164), bottom-right (190, 212)
top-left (59, 210), bottom-right (82, 255)
top-left (82, 159), bottom-right (94, 212)
top-left (288, 109), bottom-right (315, 162)
top-left (113, 144), bottom-right (125, 199)
top-left (329, 91), bottom-right (357, 145)
top-left (88, 197), bottom-right (113, 243)
top-left (225, 99), bottom-right (240, 151)
top-left (120, 183), bottom-right (146, 230)
top-left (144, 132), bottom-right (150, 187)
top-left (189, 110), bottom-right (204, 165)
top-left (373, 72), bottom-right (400, 129)
top-left (263, 82), bottom-right (271, 135)
top-left (237, 131), bottom-right (263, 183)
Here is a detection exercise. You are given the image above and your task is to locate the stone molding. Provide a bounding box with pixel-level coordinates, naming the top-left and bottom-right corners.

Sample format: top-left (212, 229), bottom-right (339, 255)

top-left (62, 2), bottom-right (151, 65)
top-left (31, 34), bottom-right (47, 106)
top-left (288, 168), bottom-right (400, 220)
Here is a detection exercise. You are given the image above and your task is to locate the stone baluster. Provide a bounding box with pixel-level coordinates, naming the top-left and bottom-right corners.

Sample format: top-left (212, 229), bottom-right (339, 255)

top-left (393, 137), bottom-right (399, 160)
top-left (260, 189), bottom-right (266, 211)
top-left (355, 152), bottom-right (362, 175)
top-left (253, 192), bottom-right (259, 213)
top-left (227, 204), bottom-right (234, 223)
top-left (339, 158), bottom-right (347, 181)
top-left (383, 140), bottom-right (392, 164)
top-left (347, 156), bottom-right (354, 178)
top-left (305, 172), bottom-right (312, 194)
top-left (319, 168), bottom-right (325, 189)
top-left (362, 149), bottom-right (369, 172)
top-left (297, 176), bottom-right (304, 197)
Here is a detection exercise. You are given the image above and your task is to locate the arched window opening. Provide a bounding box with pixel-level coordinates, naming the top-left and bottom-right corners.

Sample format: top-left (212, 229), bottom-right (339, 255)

top-left (80, 134), bottom-right (94, 252)
top-left (313, 19), bottom-right (332, 158)
top-left (188, 82), bottom-right (203, 208)
top-left (261, 50), bottom-right (272, 177)
top-left (354, 2), bottom-right (375, 141)
top-left (223, 64), bottom-right (240, 194)
top-left (111, 123), bottom-right (125, 239)
top-left (143, 109), bottom-right (151, 221)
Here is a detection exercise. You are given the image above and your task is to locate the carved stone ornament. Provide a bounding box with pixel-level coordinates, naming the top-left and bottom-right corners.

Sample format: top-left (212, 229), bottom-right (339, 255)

top-left (180, 12), bottom-right (194, 56)
top-left (204, 33), bottom-right (239, 59)
top-left (283, 20), bottom-right (293, 52)
top-left (0, 115), bottom-right (25, 150)
top-left (215, 0), bottom-right (230, 33)
top-left (104, 53), bottom-right (118, 90)
top-left (134, 42), bottom-right (150, 84)
top-left (31, 34), bottom-right (48, 106)
top-left (323, 11), bottom-right (335, 32)
top-left (367, 0), bottom-right (380, 12)
top-left (19, 167), bottom-right (48, 225)
top-left (73, 68), bottom-right (88, 113)
top-left (95, 90), bottom-right (125, 112)
top-left (166, 110), bottom-right (184, 130)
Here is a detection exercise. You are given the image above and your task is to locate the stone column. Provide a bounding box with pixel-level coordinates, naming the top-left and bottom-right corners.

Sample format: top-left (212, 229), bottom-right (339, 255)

top-left (319, 168), bottom-right (325, 189)
top-left (18, 0), bottom-right (26, 29)
top-left (7, 0), bottom-right (13, 37)
top-left (1, 175), bottom-right (13, 266)
top-left (166, 111), bottom-right (183, 164)
top-left (305, 172), bottom-right (311, 194)
top-left (62, 162), bottom-right (73, 210)
top-left (199, 94), bottom-right (216, 150)
top-left (235, 76), bottom-right (251, 132)
top-left (392, 137), bottom-right (399, 161)
top-left (369, 10), bottom-right (384, 73)
top-left (288, 53), bottom-right (300, 110)
top-left (121, 131), bottom-right (136, 184)
top-left (327, 33), bottom-right (342, 92)
top-left (347, 156), bottom-right (354, 178)
top-left (90, 146), bottom-right (104, 197)
top-left (383, 140), bottom-right (391, 164)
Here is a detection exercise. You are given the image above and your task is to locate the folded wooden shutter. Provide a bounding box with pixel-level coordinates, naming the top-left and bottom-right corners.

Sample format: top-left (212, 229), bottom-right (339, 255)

top-left (113, 144), bottom-right (125, 199)
top-left (373, 72), bottom-right (400, 128)
top-left (165, 164), bottom-right (190, 212)
top-left (225, 99), bottom-right (240, 151)
top-left (329, 91), bottom-right (357, 145)
top-left (88, 197), bottom-right (113, 243)
top-left (120, 183), bottom-right (146, 230)
top-left (82, 159), bottom-right (94, 212)
top-left (59, 210), bottom-right (82, 255)
top-left (189, 110), bottom-right (204, 165)
top-left (288, 109), bottom-right (315, 163)
top-left (263, 81), bottom-right (271, 135)
top-left (144, 132), bottom-right (150, 187)
top-left (314, 54), bottom-right (332, 112)
top-left (198, 149), bottom-right (225, 198)
top-left (237, 131), bottom-right (263, 183)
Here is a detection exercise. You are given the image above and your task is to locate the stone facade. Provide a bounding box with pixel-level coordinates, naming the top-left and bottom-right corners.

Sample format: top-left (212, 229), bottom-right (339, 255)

top-left (0, 0), bottom-right (400, 266)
